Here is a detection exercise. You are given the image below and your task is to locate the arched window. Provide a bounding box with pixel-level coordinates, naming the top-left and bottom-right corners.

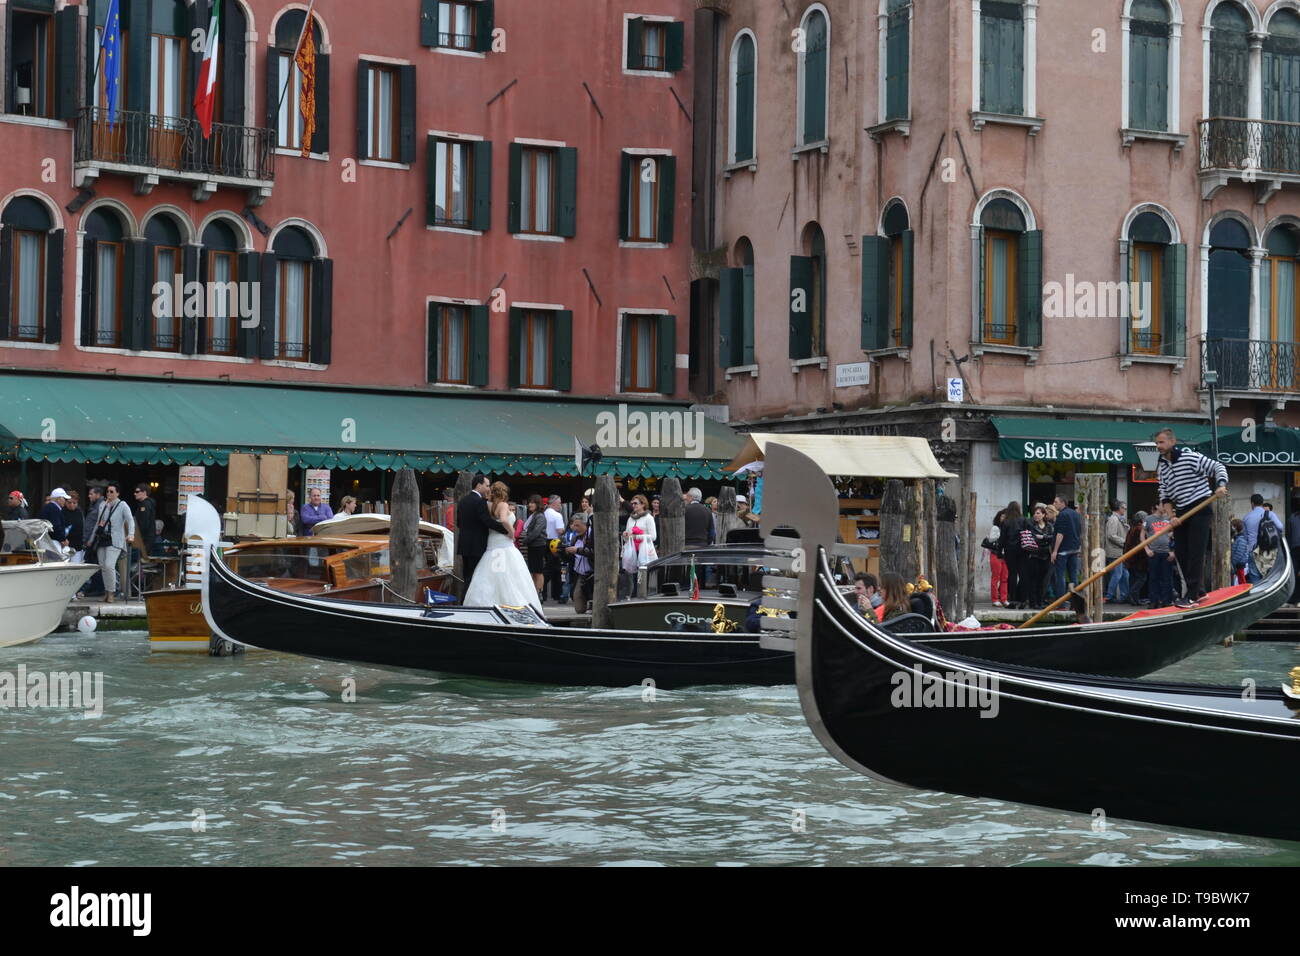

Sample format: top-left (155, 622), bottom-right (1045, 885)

top-left (980, 1), bottom-right (1025, 115)
top-left (862, 202), bottom-right (913, 350)
top-left (1205, 217), bottom-right (1252, 388)
top-left (143, 214), bottom-right (186, 352)
top-left (201, 220), bottom-right (241, 356)
top-left (730, 32), bottom-right (756, 164)
top-left (977, 196), bottom-right (1041, 347)
top-left (884, 0), bottom-right (910, 122)
top-left (1208, 3), bottom-right (1250, 118)
top-left (0, 197), bottom-right (62, 343)
top-left (797, 9), bottom-right (829, 145)
top-left (81, 208), bottom-right (127, 348)
top-left (790, 223), bottom-right (826, 359)
top-left (270, 9), bottom-right (329, 154)
top-left (1129, 0), bottom-right (1171, 131)
top-left (1126, 211), bottom-right (1173, 354)
top-left (720, 237), bottom-right (755, 368)
top-left (1262, 224), bottom-right (1300, 389)
top-left (266, 225), bottom-right (332, 364)
top-left (1264, 11), bottom-right (1300, 172)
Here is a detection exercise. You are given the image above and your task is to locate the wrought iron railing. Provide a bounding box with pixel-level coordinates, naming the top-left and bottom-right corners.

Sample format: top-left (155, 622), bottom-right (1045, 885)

top-left (275, 341), bottom-right (307, 360)
top-left (94, 328), bottom-right (119, 347)
top-left (1199, 116), bottom-right (1300, 176)
top-left (633, 53), bottom-right (666, 70)
top-left (982, 322), bottom-right (1018, 344)
top-left (75, 107), bottom-right (275, 182)
top-left (1202, 336), bottom-right (1300, 392)
top-left (439, 31), bottom-right (475, 50)
top-left (1131, 330), bottom-right (1163, 353)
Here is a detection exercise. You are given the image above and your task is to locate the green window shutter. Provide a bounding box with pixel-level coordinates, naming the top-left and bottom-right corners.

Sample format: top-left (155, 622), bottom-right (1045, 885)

top-left (122, 238), bottom-right (150, 351)
top-left (789, 255), bottom-right (814, 360)
top-left (125, 0), bottom-right (151, 114)
top-left (900, 229), bottom-right (915, 348)
top-left (981, 8), bottom-right (1023, 115)
top-left (742, 262), bottom-right (755, 364)
top-left (618, 152), bottom-right (632, 241)
top-left (79, 237), bottom-right (96, 347)
top-left (398, 65), bottom-right (417, 164)
top-left (425, 134), bottom-right (438, 226)
top-left (657, 314), bottom-right (677, 394)
top-left (44, 230), bottom-right (63, 344)
top-left (885, 11), bottom-right (909, 120)
top-left (802, 16), bottom-right (827, 142)
top-left (656, 155), bottom-right (676, 244)
top-left (420, 0), bottom-right (439, 48)
top-left (309, 257), bottom-right (333, 365)
top-left (236, 252), bottom-right (260, 357)
top-left (735, 37), bottom-right (755, 162)
top-left (557, 147), bottom-right (578, 237)
top-left (977, 226), bottom-right (986, 340)
top-left (356, 60), bottom-right (370, 160)
top-left (859, 236), bottom-right (890, 350)
top-left (258, 252), bottom-right (277, 359)
top-left (426, 302), bottom-right (438, 382)
top-left (1163, 242), bottom-right (1187, 357)
top-left (472, 140), bottom-right (492, 231)
top-left (313, 53), bottom-right (330, 154)
top-left (477, 0), bottom-right (495, 53)
top-left (469, 304), bottom-right (490, 386)
top-left (553, 309), bottom-right (573, 391)
top-left (0, 226), bottom-right (11, 339)
top-left (1017, 230), bottom-right (1043, 348)
top-left (507, 307), bottom-right (522, 387)
top-left (507, 142), bottom-right (523, 233)
top-left (265, 47), bottom-right (279, 130)
top-left (55, 6), bottom-right (80, 121)
top-left (718, 267), bottom-right (743, 368)
top-left (1129, 34), bottom-right (1148, 128)
top-left (621, 315), bottom-right (634, 390)
top-left (181, 244), bottom-right (199, 355)
top-left (666, 21), bottom-right (685, 72)
top-left (627, 16), bottom-right (644, 69)
top-left (1131, 32), bottom-right (1169, 131)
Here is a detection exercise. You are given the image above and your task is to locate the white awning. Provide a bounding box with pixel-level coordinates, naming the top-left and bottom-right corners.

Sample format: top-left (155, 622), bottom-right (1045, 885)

top-left (726, 434), bottom-right (956, 479)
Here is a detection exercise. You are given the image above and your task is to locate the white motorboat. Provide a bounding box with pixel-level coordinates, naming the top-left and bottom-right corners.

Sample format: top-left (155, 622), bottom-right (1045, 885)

top-left (0, 520), bottom-right (100, 648)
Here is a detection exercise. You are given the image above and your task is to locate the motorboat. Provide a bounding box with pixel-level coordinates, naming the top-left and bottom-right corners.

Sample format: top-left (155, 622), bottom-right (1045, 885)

top-left (0, 520), bottom-right (99, 648)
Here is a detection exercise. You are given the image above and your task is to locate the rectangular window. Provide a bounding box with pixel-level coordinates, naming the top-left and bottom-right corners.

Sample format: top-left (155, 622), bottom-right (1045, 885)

top-left (150, 35), bottom-right (185, 119)
top-left (96, 241), bottom-right (123, 347)
top-left (624, 314), bottom-right (657, 391)
top-left (276, 259), bottom-right (311, 360)
top-left (980, 1), bottom-right (1025, 115)
top-left (1264, 256), bottom-right (1299, 389)
top-left (518, 309), bottom-right (553, 388)
top-left (984, 230), bottom-right (1018, 344)
top-left (1130, 243), bottom-right (1164, 354)
top-left (637, 22), bottom-right (666, 70)
top-left (12, 230), bottom-right (45, 340)
top-left (520, 147), bottom-right (556, 235)
top-left (367, 64), bottom-right (398, 161)
top-left (278, 52), bottom-right (306, 149)
top-left (9, 10), bottom-right (55, 118)
top-left (208, 251), bottom-right (237, 355)
top-left (439, 1), bottom-right (478, 50)
top-left (628, 156), bottom-right (660, 242)
top-left (434, 139), bottom-right (473, 227)
top-left (153, 245), bottom-right (180, 351)
top-left (436, 304), bottom-right (469, 383)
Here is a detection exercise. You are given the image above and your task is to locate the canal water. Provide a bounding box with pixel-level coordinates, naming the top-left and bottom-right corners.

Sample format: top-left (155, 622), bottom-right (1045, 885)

top-left (1, 632), bottom-right (1297, 866)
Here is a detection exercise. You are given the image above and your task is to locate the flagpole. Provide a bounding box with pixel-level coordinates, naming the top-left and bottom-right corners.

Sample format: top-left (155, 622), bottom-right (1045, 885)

top-left (277, 0), bottom-right (317, 114)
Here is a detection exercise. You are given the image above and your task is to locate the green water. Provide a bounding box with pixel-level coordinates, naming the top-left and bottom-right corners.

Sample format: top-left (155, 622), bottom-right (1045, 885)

top-left (0, 632), bottom-right (1296, 866)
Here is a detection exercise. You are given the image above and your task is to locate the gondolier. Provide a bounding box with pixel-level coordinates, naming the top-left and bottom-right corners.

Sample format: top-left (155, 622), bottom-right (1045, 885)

top-left (1154, 426), bottom-right (1229, 607)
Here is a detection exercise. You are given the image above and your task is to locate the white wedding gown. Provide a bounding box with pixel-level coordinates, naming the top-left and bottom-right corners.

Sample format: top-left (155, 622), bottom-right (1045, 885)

top-left (464, 527), bottom-right (544, 615)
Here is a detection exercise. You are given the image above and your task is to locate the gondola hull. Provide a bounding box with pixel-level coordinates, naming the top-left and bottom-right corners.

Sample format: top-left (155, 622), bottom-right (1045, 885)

top-left (203, 552), bottom-right (792, 688)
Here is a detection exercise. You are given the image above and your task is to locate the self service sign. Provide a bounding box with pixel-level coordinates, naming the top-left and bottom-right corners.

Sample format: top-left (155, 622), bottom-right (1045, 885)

top-left (1002, 440), bottom-right (1131, 463)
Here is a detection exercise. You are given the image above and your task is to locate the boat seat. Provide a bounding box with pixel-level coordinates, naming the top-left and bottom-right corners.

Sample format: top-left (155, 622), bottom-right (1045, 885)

top-left (883, 613), bottom-right (935, 635)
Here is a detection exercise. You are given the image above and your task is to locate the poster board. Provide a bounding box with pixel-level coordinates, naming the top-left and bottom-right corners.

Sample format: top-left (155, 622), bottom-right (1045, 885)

top-left (305, 469), bottom-right (331, 503)
top-left (178, 466), bottom-right (205, 514)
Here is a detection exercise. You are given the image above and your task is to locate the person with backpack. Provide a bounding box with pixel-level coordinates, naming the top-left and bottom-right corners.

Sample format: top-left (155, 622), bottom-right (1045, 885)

top-left (984, 508), bottom-right (1008, 607)
top-left (1021, 504), bottom-right (1054, 609)
top-left (1231, 518), bottom-right (1249, 585)
top-left (1243, 493), bottom-right (1284, 584)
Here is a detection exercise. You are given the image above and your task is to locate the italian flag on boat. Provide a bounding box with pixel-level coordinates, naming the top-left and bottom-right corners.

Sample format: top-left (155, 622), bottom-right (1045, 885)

top-left (193, 0), bottom-right (221, 138)
top-left (690, 557), bottom-right (699, 600)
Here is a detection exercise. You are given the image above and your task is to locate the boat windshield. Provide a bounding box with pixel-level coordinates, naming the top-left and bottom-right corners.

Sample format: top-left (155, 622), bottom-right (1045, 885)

top-left (227, 550), bottom-right (334, 583)
top-left (655, 560), bottom-right (764, 593)
top-left (340, 548), bottom-right (426, 582)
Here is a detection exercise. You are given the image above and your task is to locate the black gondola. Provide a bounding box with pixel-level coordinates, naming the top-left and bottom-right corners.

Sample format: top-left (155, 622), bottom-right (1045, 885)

top-left (764, 442), bottom-right (1300, 844)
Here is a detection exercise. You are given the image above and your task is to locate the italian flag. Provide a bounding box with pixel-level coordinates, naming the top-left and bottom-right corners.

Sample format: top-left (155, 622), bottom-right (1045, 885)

top-left (193, 0), bottom-right (221, 138)
top-left (689, 557), bottom-right (699, 600)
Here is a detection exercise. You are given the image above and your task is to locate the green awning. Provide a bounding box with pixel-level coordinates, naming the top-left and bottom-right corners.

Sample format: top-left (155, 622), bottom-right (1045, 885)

top-left (0, 374), bottom-right (743, 479)
top-left (993, 417), bottom-right (1216, 464)
top-left (1199, 427), bottom-right (1300, 468)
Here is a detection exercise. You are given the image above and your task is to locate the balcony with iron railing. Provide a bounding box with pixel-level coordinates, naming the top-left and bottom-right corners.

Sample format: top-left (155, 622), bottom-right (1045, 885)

top-left (74, 107), bottom-right (275, 204)
top-left (1198, 116), bottom-right (1300, 201)
top-left (1201, 336), bottom-right (1300, 397)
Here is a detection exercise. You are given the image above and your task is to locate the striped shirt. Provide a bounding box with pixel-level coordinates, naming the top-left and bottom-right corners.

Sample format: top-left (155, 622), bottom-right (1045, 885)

top-left (1157, 446), bottom-right (1228, 509)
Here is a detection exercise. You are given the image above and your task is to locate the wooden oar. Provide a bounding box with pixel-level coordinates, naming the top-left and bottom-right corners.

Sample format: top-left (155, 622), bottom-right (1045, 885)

top-left (1017, 493), bottom-right (1220, 629)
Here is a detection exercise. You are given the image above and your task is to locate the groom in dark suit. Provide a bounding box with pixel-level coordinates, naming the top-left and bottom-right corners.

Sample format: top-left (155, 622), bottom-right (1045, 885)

top-left (457, 474), bottom-right (514, 593)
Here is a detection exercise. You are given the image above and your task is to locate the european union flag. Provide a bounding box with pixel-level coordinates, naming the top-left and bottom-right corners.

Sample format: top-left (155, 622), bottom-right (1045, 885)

top-left (101, 0), bottom-right (122, 128)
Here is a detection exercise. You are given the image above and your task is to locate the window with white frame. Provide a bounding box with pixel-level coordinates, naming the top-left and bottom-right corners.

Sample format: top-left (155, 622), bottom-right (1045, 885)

top-left (797, 8), bottom-right (829, 145)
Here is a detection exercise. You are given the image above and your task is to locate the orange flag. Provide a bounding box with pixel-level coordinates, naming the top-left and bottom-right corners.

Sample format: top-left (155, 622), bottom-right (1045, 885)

top-left (294, 26), bottom-right (316, 157)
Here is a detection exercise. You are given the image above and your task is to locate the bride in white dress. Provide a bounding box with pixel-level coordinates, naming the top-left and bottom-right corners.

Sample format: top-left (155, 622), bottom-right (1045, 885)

top-left (464, 482), bottom-right (544, 615)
